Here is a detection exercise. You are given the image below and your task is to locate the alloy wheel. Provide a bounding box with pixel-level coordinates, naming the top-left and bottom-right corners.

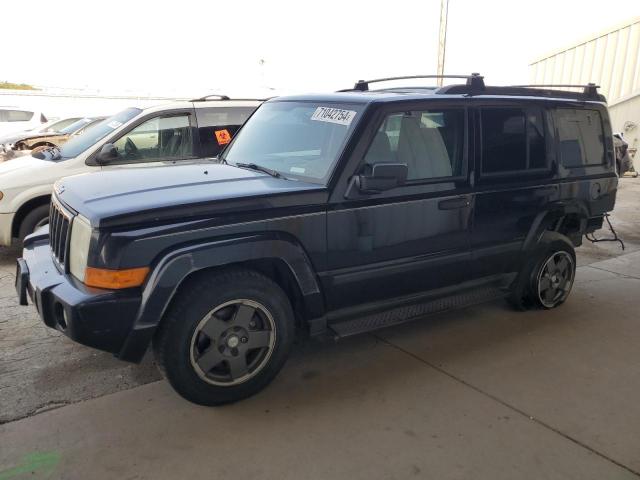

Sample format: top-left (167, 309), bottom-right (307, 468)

top-left (189, 299), bottom-right (276, 386)
top-left (536, 251), bottom-right (575, 308)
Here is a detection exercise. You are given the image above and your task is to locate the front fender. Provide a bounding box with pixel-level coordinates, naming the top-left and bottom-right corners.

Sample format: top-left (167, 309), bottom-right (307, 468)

top-left (118, 232), bottom-right (324, 362)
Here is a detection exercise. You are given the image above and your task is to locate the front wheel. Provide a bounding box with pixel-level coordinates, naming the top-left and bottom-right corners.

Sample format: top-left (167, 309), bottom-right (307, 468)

top-left (153, 268), bottom-right (295, 405)
top-left (18, 204), bottom-right (50, 242)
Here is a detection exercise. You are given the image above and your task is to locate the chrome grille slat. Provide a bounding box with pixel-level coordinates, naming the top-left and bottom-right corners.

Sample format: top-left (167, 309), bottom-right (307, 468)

top-left (53, 211), bottom-right (62, 257)
top-left (49, 198), bottom-right (73, 270)
top-left (59, 219), bottom-right (69, 263)
top-left (50, 208), bottom-right (58, 255)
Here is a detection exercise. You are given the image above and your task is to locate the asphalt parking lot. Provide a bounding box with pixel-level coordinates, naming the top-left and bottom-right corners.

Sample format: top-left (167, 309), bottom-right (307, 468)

top-left (1, 178), bottom-right (639, 479)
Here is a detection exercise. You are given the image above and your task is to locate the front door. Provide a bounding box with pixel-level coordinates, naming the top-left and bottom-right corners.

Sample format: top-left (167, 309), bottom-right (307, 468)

top-left (323, 105), bottom-right (472, 311)
top-left (101, 110), bottom-right (197, 170)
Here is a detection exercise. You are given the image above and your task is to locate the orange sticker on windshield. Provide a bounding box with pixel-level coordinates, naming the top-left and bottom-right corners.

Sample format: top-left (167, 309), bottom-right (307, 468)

top-left (215, 129), bottom-right (231, 145)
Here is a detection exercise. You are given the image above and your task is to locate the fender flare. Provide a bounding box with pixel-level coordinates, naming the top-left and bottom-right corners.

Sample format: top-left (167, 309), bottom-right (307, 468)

top-left (118, 233), bottom-right (324, 362)
top-left (522, 200), bottom-right (590, 252)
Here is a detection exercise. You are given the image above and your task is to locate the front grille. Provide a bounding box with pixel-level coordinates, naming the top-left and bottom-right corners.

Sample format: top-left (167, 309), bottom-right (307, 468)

top-left (49, 198), bottom-right (73, 268)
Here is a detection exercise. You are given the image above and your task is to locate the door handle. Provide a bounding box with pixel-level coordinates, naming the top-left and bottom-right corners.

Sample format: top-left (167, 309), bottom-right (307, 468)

top-left (438, 197), bottom-right (470, 210)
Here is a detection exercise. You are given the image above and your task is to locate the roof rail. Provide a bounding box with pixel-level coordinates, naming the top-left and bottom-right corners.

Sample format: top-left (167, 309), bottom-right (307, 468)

top-left (190, 95), bottom-right (270, 102)
top-left (436, 82), bottom-right (605, 101)
top-left (191, 94), bottom-right (231, 101)
top-left (509, 83), bottom-right (601, 98)
top-left (348, 73), bottom-right (485, 92)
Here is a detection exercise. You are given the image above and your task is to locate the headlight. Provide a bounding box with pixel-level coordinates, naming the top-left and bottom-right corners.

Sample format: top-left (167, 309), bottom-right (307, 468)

top-left (69, 215), bottom-right (92, 282)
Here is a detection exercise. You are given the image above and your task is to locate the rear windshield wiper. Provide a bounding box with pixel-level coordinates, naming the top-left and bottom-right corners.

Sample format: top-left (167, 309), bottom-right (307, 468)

top-left (234, 162), bottom-right (286, 179)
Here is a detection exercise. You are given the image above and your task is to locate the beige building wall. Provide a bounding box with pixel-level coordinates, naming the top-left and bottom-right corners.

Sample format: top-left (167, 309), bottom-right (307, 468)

top-left (529, 17), bottom-right (640, 169)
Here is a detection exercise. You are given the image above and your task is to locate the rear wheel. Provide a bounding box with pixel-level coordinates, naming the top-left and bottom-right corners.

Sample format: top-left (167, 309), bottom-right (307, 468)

top-left (18, 204), bottom-right (50, 242)
top-left (509, 242), bottom-right (576, 310)
top-left (533, 250), bottom-right (575, 308)
top-left (153, 268), bottom-right (295, 405)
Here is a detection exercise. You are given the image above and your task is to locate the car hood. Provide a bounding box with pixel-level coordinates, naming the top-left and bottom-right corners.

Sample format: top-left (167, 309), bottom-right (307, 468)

top-left (56, 162), bottom-right (325, 227)
top-left (0, 154), bottom-right (50, 173)
top-left (0, 131), bottom-right (60, 145)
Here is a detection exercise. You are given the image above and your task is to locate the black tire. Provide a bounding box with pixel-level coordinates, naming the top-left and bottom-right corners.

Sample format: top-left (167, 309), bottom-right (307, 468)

top-left (152, 268), bottom-right (295, 406)
top-left (509, 241), bottom-right (576, 310)
top-left (18, 204), bottom-right (50, 242)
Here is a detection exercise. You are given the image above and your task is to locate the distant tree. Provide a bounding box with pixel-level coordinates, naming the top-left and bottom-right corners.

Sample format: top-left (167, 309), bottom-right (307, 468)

top-left (0, 81), bottom-right (39, 91)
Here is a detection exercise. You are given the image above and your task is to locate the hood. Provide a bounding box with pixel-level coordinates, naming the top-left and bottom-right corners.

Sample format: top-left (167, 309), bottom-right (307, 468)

top-left (0, 155), bottom-right (50, 174)
top-left (56, 162), bottom-right (325, 227)
top-left (0, 131), bottom-right (59, 145)
top-left (0, 131), bottom-right (38, 144)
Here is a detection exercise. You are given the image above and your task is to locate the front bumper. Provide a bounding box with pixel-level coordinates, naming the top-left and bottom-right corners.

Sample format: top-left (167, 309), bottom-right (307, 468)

top-left (16, 235), bottom-right (146, 362)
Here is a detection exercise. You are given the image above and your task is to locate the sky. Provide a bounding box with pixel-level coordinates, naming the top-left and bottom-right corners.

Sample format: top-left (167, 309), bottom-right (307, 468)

top-left (3, 0), bottom-right (639, 98)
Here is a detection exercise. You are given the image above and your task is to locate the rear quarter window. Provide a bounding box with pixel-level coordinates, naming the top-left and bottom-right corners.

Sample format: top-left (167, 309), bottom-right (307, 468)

top-left (555, 108), bottom-right (605, 167)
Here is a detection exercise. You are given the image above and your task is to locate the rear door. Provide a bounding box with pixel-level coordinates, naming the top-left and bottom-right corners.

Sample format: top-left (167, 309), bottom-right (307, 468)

top-left (324, 104), bottom-right (472, 311)
top-left (470, 102), bottom-right (557, 278)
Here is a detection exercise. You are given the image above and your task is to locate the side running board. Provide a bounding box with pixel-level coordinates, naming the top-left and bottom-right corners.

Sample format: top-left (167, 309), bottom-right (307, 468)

top-left (329, 285), bottom-right (506, 338)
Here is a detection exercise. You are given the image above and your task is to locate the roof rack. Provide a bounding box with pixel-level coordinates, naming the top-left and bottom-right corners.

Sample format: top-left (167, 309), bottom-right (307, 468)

top-left (340, 75), bottom-right (605, 101)
top-left (347, 73), bottom-right (485, 92)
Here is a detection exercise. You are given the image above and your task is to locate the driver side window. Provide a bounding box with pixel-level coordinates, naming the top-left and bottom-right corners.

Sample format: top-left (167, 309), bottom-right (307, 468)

top-left (113, 114), bottom-right (193, 163)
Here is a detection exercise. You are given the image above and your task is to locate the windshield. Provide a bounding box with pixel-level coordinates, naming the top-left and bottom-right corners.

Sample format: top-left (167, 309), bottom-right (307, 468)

top-left (58, 108), bottom-right (142, 159)
top-left (222, 101), bottom-right (364, 184)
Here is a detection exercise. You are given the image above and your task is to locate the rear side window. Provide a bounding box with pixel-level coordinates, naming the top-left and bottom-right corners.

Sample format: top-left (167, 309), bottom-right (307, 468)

top-left (196, 107), bottom-right (256, 158)
top-left (0, 110), bottom-right (34, 122)
top-left (555, 109), bottom-right (605, 167)
top-left (365, 109), bottom-right (465, 181)
top-left (196, 107), bottom-right (256, 127)
top-left (481, 107), bottom-right (548, 174)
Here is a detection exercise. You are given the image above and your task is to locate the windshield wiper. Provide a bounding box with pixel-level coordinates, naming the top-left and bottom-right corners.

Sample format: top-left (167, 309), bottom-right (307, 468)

top-left (234, 162), bottom-right (286, 179)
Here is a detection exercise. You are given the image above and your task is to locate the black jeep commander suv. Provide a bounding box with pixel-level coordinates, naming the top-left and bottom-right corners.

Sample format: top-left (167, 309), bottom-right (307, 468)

top-left (16, 74), bottom-right (618, 405)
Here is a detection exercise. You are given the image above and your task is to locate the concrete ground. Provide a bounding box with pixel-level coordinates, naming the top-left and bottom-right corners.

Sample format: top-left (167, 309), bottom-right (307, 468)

top-left (0, 178), bottom-right (639, 479)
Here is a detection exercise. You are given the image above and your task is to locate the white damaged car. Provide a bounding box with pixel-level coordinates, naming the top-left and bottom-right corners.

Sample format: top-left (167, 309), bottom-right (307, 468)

top-left (0, 97), bottom-right (261, 246)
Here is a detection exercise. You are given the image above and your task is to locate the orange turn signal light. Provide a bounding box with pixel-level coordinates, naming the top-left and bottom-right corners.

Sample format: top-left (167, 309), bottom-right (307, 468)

top-left (84, 266), bottom-right (150, 289)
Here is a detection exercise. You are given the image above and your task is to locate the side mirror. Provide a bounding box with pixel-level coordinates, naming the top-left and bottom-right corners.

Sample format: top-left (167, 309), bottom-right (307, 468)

top-left (94, 143), bottom-right (118, 165)
top-left (356, 163), bottom-right (408, 193)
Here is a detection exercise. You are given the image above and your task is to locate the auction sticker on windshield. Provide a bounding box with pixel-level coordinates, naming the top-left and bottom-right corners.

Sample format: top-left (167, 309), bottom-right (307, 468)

top-left (107, 120), bottom-right (123, 129)
top-left (311, 107), bottom-right (356, 126)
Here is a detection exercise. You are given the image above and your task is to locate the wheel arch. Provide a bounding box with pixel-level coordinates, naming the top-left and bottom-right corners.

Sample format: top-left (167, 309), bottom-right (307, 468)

top-left (522, 200), bottom-right (590, 253)
top-left (12, 195), bottom-right (51, 239)
top-left (118, 233), bottom-right (325, 362)
top-left (25, 141), bottom-right (57, 150)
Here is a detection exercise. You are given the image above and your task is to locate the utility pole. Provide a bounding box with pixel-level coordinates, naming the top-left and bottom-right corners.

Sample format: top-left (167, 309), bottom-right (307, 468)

top-left (258, 58), bottom-right (266, 89)
top-left (437, 0), bottom-right (449, 86)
